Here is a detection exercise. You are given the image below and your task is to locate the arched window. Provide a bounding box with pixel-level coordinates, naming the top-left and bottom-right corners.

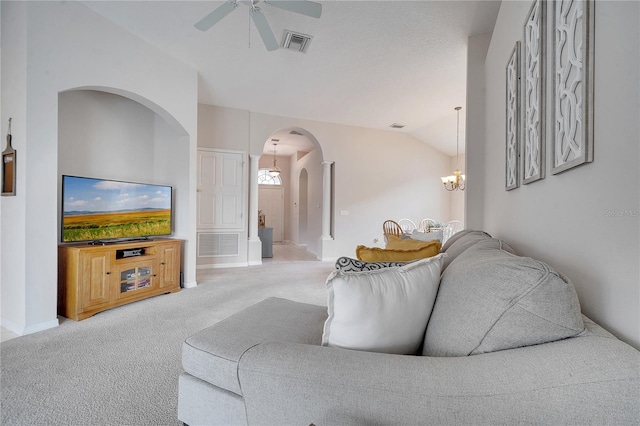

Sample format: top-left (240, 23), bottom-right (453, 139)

top-left (258, 168), bottom-right (282, 185)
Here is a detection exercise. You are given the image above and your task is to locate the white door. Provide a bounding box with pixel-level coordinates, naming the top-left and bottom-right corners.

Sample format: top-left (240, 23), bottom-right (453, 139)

top-left (258, 186), bottom-right (284, 242)
top-left (197, 149), bottom-right (244, 230)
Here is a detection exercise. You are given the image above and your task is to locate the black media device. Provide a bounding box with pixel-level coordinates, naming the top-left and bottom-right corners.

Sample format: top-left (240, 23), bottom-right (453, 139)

top-left (116, 248), bottom-right (145, 259)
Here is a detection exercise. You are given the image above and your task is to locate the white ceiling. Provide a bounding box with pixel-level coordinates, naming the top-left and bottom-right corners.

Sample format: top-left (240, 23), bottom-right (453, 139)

top-left (81, 0), bottom-right (500, 156)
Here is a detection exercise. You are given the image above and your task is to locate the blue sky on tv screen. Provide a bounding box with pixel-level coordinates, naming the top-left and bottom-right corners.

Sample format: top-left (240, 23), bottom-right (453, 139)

top-left (63, 176), bottom-right (171, 215)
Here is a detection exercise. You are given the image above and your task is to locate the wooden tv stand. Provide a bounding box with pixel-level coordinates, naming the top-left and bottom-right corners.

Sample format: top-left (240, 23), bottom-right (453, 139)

top-left (58, 238), bottom-right (182, 321)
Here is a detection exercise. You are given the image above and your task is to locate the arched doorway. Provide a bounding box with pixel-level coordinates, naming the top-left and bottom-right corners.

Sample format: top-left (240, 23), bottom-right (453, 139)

top-left (257, 127), bottom-right (325, 257)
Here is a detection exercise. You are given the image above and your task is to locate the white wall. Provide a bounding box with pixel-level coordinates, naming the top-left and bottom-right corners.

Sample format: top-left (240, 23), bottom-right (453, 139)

top-left (0, 1), bottom-right (28, 334)
top-left (197, 104), bottom-right (452, 264)
top-left (58, 91), bottom-right (155, 181)
top-left (0, 1), bottom-right (198, 336)
top-left (468, 1), bottom-right (639, 349)
top-left (465, 32), bottom-right (492, 231)
top-left (253, 112), bottom-right (454, 260)
top-left (288, 147), bottom-right (323, 254)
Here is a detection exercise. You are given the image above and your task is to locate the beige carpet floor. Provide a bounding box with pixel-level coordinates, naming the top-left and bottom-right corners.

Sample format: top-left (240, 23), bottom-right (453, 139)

top-left (1, 260), bottom-right (334, 425)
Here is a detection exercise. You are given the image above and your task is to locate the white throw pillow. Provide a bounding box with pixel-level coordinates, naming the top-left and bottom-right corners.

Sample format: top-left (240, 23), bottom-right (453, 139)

top-left (321, 254), bottom-right (445, 354)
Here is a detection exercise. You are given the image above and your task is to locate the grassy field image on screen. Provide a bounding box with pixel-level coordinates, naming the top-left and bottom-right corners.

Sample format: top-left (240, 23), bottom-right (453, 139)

top-left (62, 175), bottom-right (172, 242)
top-left (63, 209), bottom-right (171, 242)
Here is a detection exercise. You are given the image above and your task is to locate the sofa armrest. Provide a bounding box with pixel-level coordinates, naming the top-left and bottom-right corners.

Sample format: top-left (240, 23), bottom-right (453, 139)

top-left (238, 334), bottom-right (640, 425)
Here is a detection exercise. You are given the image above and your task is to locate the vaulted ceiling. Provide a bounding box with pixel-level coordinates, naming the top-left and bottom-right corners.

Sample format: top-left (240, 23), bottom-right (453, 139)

top-left (82, 0), bottom-right (500, 156)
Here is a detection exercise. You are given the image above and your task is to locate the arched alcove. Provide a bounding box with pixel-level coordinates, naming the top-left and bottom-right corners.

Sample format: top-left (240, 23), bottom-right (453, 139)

top-left (58, 87), bottom-right (190, 247)
top-left (62, 86), bottom-right (188, 136)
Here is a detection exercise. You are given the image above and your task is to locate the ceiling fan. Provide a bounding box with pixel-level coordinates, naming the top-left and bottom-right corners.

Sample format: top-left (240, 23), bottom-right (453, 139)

top-left (195, 0), bottom-right (322, 51)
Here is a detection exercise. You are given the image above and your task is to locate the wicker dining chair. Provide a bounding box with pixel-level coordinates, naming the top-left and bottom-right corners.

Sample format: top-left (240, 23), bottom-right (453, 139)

top-left (397, 218), bottom-right (417, 234)
top-left (418, 218), bottom-right (439, 232)
top-left (382, 220), bottom-right (403, 241)
top-left (442, 220), bottom-right (464, 243)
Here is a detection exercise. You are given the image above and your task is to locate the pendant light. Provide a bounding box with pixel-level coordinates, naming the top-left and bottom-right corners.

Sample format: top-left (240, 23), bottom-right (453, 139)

top-left (269, 141), bottom-right (281, 176)
top-left (441, 106), bottom-right (466, 191)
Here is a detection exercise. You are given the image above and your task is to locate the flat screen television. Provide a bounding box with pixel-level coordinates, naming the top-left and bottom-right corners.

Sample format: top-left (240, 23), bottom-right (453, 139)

top-left (61, 175), bottom-right (173, 244)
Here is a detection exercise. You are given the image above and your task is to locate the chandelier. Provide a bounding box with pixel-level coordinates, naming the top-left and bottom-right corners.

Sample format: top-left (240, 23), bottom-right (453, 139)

top-left (269, 141), bottom-right (281, 176)
top-left (441, 106), bottom-right (465, 191)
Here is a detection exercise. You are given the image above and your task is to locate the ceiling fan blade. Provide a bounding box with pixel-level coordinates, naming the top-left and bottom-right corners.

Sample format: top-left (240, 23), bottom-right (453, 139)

top-left (265, 0), bottom-right (322, 19)
top-left (194, 0), bottom-right (238, 31)
top-left (250, 7), bottom-right (279, 51)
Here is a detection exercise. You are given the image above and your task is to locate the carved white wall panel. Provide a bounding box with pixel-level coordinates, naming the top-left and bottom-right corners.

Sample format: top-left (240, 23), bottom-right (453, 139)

top-left (523, 0), bottom-right (545, 184)
top-left (552, 0), bottom-right (594, 174)
top-left (505, 42), bottom-right (520, 191)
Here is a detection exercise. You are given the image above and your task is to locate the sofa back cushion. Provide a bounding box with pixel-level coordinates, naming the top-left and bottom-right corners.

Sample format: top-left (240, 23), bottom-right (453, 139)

top-left (440, 230), bottom-right (493, 271)
top-left (423, 238), bottom-right (584, 356)
top-left (323, 254), bottom-right (445, 355)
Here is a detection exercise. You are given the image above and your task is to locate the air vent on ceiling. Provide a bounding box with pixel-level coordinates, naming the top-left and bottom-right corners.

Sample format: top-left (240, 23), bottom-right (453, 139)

top-left (389, 123), bottom-right (406, 129)
top-left (282, 30), bottom-right (312, 53)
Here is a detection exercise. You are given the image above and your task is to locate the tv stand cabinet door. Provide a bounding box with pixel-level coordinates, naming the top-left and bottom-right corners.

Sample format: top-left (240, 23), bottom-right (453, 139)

top-left (158, 241), bottom-right (181, 290)
top-left (79, 250), bottom-right (112, 312)
top-left (114, 259), bottom-right (158, 301)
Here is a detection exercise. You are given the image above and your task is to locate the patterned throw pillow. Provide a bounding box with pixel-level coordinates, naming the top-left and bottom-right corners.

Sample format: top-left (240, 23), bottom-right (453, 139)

top-left (335, 257), bottom-right (410, 272)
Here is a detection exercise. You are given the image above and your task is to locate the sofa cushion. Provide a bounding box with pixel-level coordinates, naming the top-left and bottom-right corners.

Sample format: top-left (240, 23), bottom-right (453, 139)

top-left (423, 238), bottom-right (585, 356)
top-left (440, 229), bottom-right (484, 251)
top-left (356, 238), bottom-right (441, 262)
top-left (335, 256), bottom-right (410, 272)
top-left (182, 298), bottom-right (327, 396)
top-left (440, 229), bottom-right (494, 271)
top-left (322, 254), bottom-right (445, 355)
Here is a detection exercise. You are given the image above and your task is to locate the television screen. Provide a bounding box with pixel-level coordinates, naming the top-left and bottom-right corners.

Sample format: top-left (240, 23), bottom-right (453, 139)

top-left (61, 175), bottom-right (172, 243)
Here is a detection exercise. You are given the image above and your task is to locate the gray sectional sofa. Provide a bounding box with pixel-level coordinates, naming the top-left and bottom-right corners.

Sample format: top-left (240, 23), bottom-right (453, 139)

top-left (178, 230), bottom-right (640, 425)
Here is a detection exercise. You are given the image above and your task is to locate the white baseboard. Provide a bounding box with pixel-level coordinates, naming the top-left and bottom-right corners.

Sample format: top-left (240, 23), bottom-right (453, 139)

top-left (1, 317), bottom-right (59, 336)
top-left (182, 280), bottom-right (198, 289)
top-left (196, 262), bottom-right (249, 269)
